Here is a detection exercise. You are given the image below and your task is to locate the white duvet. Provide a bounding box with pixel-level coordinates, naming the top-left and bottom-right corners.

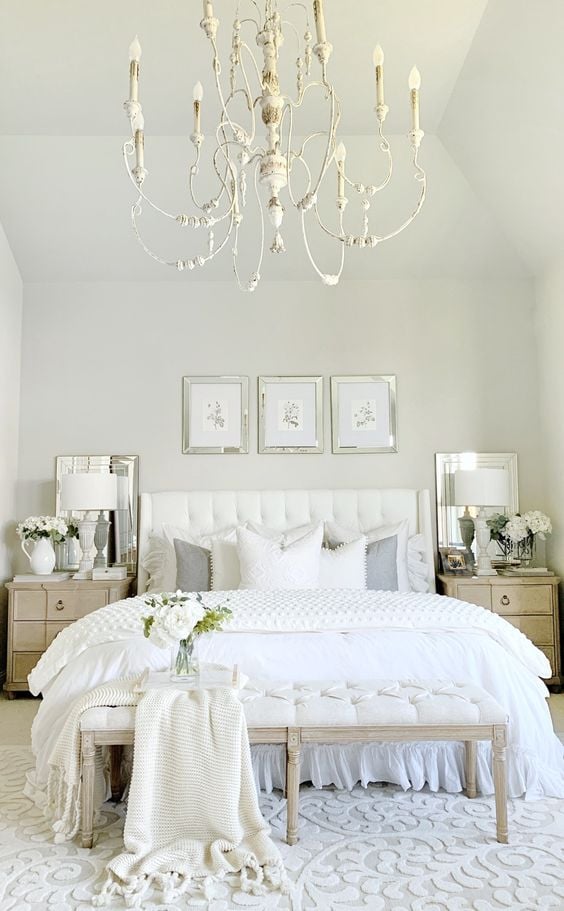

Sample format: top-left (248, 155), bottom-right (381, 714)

top-left (28, 589), bottom-right (564, 801)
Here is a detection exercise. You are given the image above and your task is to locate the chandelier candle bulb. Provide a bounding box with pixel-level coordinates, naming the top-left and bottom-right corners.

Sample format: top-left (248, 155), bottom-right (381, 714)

top-left (373, 45), bottom-right (385, 106)
top-left (203, 1), bottom-right (214, 19)
top-left (193, 81), bottom-right (203, 133)
top-left (313, 0), bottom-right (327, 45)
top-left (128, 36), bottom-right (142, 103)
top-left (409, 66), bottom-right (421, 131)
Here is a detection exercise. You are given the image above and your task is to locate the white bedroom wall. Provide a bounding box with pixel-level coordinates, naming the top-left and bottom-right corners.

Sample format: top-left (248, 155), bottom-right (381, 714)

top-left (535, 264), bottom-right (564, 579)
top-left (17, 277), bottom-right (544, 531)
top-left (0, 220), bottom-right (23, 677)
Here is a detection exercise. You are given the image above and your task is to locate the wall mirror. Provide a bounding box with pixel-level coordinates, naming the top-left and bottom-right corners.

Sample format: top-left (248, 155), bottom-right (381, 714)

top-left (435, 452), bottom-right (519, 550)
top-left (55, 455), bottom-right (139, 573)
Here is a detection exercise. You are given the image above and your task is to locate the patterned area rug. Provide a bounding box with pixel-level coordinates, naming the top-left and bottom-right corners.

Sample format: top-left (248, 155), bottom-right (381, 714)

top-left (1, 746), bottom-right (563, 910)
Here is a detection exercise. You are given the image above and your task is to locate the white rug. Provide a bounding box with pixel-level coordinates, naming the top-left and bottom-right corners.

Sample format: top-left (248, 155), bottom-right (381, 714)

top-left (1, 746), bottom-right (563, 910)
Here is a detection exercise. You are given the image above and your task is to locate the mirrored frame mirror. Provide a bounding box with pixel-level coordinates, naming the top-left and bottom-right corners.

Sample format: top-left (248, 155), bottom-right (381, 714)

top-left (435, 452), bottom-right (519, 549)
top-left (55, 455), bottom-right (139, 573)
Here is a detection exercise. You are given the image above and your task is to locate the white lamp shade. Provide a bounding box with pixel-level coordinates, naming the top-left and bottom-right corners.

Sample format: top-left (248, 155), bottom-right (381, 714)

top-left (454, 468), bottom-right (510, 508)
top-left (60, 472), bottom-right (118, 511)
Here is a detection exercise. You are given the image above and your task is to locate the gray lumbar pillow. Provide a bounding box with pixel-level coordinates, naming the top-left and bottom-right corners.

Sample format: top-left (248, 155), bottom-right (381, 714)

top-left (366, 536), bottom-right (399, 591)
top-left (174, 538), bottom-right (211, 592)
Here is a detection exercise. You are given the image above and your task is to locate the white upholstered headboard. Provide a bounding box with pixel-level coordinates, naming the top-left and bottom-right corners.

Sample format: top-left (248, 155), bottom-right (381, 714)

top-left (137, 488), bottom-right (436, 593)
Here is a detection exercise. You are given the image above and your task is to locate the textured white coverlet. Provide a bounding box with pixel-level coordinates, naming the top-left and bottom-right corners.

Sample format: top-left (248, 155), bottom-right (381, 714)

top-left (27, 590), bottom-right (564, 800)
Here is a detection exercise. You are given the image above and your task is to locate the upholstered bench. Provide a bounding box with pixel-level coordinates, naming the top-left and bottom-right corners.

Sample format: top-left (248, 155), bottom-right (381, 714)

top-left (80, 678), bottom-right (509, 848)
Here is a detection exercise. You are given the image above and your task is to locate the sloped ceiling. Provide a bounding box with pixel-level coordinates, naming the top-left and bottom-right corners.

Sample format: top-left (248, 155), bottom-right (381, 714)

top-left (439, 0), bottom-right (564, 276)
top-left (0, 0), bottom-right (544, 283)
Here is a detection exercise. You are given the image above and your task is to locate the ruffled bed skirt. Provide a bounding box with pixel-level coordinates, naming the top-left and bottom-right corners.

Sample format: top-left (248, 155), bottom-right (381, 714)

top-left (250, 741), bottom-right (564, 801)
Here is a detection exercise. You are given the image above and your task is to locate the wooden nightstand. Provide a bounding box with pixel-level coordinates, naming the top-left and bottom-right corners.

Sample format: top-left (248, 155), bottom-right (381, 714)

top-left (437, 573), bottom-right (561, 686)
top-left (4, 577), bottom-right (134, 697)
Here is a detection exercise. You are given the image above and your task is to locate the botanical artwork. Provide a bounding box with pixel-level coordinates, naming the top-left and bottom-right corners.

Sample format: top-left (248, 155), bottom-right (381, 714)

top-left (203, 399), bottom-right (228, 432)
top-left (278, 399), bottom-right (304, 432)
top-left (352, 399), bottom-right (377, 430)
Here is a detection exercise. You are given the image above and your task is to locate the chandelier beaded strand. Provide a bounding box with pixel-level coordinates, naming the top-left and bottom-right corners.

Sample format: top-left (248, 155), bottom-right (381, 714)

top-left (122, 0), bottom-right (426, 292)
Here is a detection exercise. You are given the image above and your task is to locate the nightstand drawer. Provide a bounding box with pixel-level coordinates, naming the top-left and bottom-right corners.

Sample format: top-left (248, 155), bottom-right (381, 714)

top-left (502, 615), bottom-right (554, 644)
top-left (13, 590), bottom-right (46, 621)
top-left (12, 621), bottom-right (46, 651)
top-left (455, 584), bottom-right (492, 609)
top-left (493, 585), bottom-right (552, 615)
top-left (75, 589), bottom-right (108, 618)
top-left (46, 591), bottom-right (78, 620)
top-left (12, 652), bottom-right (42, 682)
top-left (46, 622), bottom-right (73, 647)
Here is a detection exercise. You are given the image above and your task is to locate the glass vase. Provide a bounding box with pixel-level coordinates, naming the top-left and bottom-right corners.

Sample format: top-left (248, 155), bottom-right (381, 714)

top-left (172, 634), bottom-right (199, 679)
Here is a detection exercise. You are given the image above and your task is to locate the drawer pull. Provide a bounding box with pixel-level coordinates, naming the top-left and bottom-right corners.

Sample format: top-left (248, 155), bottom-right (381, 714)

top-left (55, 600), bottom-right (65, 611)
top-left (500, 595), bottom-right (510, 606)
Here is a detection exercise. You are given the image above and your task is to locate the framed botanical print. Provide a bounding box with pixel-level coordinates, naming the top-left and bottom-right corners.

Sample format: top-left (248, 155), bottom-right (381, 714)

top-left (258, 376), bottom-right (323, 453)
top-left (182, 376), bottom-right (249, 454)
top-left (331, 375), bottom-right (397, 453)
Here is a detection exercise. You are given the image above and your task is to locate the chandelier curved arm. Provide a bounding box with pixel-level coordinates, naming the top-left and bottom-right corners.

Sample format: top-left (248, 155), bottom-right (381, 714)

top-left (131, 196), bottom-right (236, 272)
top-left (313, 148), bottom-right (426, 246)
top-left (341, 121), bottom-right (393, 198)
top-left (232, 159), bottom-right (264, 292)
top-left (300, 207), bottom-right (345, 286)
top-left (123, 140), bottom-right (178, 222)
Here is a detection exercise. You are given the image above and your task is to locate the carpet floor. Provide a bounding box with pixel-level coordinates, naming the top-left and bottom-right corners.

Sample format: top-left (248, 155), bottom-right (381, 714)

top-left (1, 745), bottom-right (563, 910)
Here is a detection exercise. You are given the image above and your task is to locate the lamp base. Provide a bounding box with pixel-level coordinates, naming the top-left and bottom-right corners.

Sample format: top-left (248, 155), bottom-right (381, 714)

top-left (475, 506), bottom-right (498, 577)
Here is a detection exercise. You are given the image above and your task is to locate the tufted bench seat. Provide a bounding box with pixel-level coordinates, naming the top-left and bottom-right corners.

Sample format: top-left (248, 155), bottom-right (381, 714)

top-left (80, 678), bottom-right (508, 848)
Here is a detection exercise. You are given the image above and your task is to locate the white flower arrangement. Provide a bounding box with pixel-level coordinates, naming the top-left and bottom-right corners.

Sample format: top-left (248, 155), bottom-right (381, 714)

top-left (16, 515), bottom-right (68, 542)
top-left (521, 510), bottom-right (552, 538)
top-left (503, 515), bottom-right (530, 543)
top-left (142, 590), bottom-right (232, 649)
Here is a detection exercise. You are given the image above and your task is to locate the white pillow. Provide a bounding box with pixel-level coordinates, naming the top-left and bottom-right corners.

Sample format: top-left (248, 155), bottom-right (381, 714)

top-left (319, 537), bottom-right (367, 590)
top-left (324, 519), bottom-right (411, 592)
top-left (142, 524), bottom-right (242, 593)
top-left (237, 524), bottom-right (323, 590)
top-left (246, 521), bottom-right (318, 545)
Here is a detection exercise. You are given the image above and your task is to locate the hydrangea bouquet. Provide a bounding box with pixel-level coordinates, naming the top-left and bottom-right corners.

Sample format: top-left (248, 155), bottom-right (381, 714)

top-left (16, 516), bottom-right (68, 541)
top-left (487, 510), bottom-right (552, 564)
top-left (142, 590), bottom-right (232, 677)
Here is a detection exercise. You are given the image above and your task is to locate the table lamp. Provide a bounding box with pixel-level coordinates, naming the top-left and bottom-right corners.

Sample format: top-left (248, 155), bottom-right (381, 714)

top-left (454, 468), bottom-right (510, 576)
top-left (60, 472), bottom-right (118, 578)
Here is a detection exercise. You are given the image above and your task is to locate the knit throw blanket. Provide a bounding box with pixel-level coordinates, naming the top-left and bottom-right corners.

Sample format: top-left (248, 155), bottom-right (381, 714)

top-left (46, 677), bottom-right (140, 843)
top-left (94, 687), bottom-right (287, 906)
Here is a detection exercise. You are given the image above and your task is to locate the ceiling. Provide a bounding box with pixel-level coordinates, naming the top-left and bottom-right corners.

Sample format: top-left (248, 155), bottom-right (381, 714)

top-left (0, 0), bottom-right (559, 283)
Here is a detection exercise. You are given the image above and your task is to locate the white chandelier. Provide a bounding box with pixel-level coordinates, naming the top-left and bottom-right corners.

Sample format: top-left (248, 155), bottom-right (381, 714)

top-left (123, 0), bottom-right (426, 291)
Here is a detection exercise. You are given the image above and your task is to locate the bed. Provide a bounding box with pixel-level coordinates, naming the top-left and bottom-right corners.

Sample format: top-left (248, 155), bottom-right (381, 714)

top-left (27, 488), bottom-right (564, 804)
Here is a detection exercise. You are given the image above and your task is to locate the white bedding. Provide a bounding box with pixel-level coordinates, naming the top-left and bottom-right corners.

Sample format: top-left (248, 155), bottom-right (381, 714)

top-left (28, 590), bottom-right (564, 802)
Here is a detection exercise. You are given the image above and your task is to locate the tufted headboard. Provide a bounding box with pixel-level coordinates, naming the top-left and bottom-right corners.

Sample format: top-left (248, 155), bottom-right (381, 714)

top-left (137, 488), bottom-right (435, 593)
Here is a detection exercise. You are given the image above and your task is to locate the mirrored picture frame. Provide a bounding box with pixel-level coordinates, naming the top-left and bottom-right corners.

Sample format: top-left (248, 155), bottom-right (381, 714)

top-left (182, 376), bottom-right (249, 454)
top-left (258, 376), bottom-right (323, 453)
top-left (331, 375), bottom-right (397, 453)
top-left (435, 452), bottom-right (519, 550)
top-left (55, 454), bottom-right (139, 573)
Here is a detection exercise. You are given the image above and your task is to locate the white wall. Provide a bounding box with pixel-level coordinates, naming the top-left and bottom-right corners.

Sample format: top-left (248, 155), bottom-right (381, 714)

top-left (0, 220), bottom-right (23, 678)
top-left (17, 278), bottom-right (544, 530)
top-left (535, 265), bottom-right (564, 577)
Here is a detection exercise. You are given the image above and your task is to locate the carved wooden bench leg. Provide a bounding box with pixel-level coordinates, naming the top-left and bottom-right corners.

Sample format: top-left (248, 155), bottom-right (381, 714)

top-left (110, 744), bottom-right (123, 802)
top-left (492, 724), bottom-right (508, 844)
top-left (286, 728), bottom-right (301, 846)
top-left (465, 740), bottom-right (477, 798)
top-left (81, 731), bottom-right (96, 848)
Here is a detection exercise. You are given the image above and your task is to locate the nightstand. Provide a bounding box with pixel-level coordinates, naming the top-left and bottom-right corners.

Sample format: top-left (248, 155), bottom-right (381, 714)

top-left (4, 577), bottom-right (134, 697)
top-left (437, 573), bottom-right (561, 686)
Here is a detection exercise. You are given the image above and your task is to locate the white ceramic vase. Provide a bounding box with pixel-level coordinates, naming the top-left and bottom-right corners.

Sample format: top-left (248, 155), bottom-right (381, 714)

top-left (21, 537), bottom-right (56, 575)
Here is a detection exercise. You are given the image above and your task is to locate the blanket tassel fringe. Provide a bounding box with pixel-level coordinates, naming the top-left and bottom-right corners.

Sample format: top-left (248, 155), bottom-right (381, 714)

top-left (93, 857), bottom-right (290, 907)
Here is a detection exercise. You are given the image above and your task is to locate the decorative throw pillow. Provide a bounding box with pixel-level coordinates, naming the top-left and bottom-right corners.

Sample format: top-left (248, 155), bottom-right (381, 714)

top-left (142, 533), bottom-right (177, 593)
top-left (245, 521), bottom-right (319, 545)
top-left (174, 539), bottom-right (211, 592)
top-left (366, 536), bottom-right (399, 591)
top-left (237, 524), bottom-right (323, 590)
top-left (319, 537), bottom-right (367, 589)
top-left (324, 519), bottom-right (411, 591)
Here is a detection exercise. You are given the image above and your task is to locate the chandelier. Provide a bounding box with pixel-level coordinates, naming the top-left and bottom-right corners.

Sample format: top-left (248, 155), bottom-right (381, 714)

top-left (123, 1), bottom-right (426, 291)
